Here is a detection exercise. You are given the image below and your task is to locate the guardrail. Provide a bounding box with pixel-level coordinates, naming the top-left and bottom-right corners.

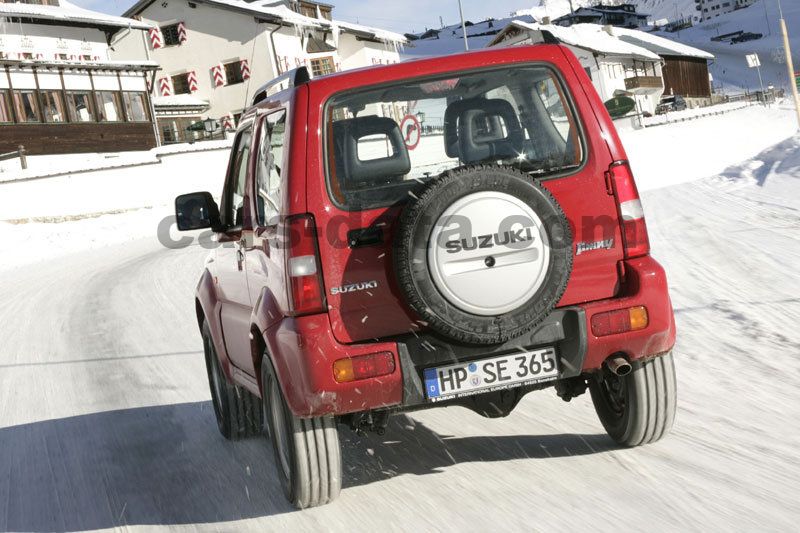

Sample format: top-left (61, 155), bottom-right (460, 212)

top-left (642, 101), bottom-right (756, 128)
top-left (0, 145), bottom-right (27, 170)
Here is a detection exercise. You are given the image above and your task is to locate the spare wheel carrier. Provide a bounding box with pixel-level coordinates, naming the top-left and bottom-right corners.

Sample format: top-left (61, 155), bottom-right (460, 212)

top-left (394, 165), bottom-right (573, 345)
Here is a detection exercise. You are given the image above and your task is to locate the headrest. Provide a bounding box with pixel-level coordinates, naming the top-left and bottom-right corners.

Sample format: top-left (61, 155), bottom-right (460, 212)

top-left (443, 98), bottom-right (524, 163)
top-left (332, 116), bottom-right (411, 187)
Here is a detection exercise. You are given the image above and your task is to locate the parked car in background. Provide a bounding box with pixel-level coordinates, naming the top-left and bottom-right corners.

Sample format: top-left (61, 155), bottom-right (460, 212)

top-left (656, 94), bottom-right (688, 114)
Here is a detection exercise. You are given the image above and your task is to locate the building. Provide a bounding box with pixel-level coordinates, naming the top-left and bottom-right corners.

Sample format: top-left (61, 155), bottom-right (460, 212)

top-left (0, 0), bottom-right (159, 155)
top-left (554, 4), bottom-right (649, 29)
top-left (490, 22), bottom-right (665, 116)
top-left (613, 27), bottom-right (714, 106)
top-left (113, 0), bottom-right (406, 142)
top-left (696, 0), bottom-right (756, 22)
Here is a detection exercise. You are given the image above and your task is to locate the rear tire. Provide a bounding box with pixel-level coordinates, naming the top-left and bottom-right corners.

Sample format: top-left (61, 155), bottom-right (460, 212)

top-left (202, 320), bottom-right (262, 440)
top-left (261, 354), bottom-right (342, 509)
top-left (589, 352), bottom-right (677, 447)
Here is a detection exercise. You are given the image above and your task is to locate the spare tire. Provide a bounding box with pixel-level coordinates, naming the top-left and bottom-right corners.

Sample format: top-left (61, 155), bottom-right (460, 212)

top-left (394, 165), bottom-right (573, 345)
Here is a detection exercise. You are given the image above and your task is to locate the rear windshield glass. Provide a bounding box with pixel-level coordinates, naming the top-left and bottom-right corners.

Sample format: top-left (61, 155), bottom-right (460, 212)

top-left (325, 65), bottom-right (584, 210)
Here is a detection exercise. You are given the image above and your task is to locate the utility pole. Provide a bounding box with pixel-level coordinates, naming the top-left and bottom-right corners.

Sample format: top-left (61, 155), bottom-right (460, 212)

top-left (458, 0), bottom-right (469, 51)
top-left (778, 0), bottom-right (800, 129)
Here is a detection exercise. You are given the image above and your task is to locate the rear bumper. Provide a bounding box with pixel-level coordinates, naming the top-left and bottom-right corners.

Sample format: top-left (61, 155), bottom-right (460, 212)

top-left (266, 255), bottom-right (674, 418)
top-left (580, 255), bottom-right (676, 370)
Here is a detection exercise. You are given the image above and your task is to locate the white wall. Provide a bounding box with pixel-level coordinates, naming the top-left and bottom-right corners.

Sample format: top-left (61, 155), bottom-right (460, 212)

top-left (112, 1), bottom-right (274, 121)
top-left (0, 22), bottom-right (109, 60)
top-left (548, 44), bottom-right (663, 115)
top-left (111, 2), bottom-right (401, 123)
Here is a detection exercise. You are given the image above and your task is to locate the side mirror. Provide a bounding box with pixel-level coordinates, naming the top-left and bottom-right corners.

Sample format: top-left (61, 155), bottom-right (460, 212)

top-left (175, 192), bottom-right (222, 231)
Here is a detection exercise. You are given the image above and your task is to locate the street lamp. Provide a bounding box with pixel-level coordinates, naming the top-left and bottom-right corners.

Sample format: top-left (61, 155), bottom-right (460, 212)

top-left (203, 118), bottom-right (219, 139)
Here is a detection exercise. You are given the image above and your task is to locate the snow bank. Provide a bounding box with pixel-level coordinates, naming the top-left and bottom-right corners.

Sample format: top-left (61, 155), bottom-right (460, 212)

top-left (0, 140), bottom-right (232, 182)
top-left (0, 146), bottom-right (230, 221)
top-left (621, 105), bottom-right (798, 191)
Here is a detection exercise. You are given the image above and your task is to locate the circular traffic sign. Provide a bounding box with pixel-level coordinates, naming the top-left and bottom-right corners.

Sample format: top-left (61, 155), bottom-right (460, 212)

top-left (400, 114), bottom-right (421, 150)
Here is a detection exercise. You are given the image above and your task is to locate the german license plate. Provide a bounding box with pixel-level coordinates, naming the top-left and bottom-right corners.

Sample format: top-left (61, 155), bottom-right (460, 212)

top-left (424, 347), bottom-right (559, 401)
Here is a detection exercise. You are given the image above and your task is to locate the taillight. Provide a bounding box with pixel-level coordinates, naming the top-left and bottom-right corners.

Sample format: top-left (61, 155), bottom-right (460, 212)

top-left (333, 353), bottom-right (396, 383)
top-left (285, 214), bottom-right (326, 316)
top-left (608, 162), bottom-right (650, 258)
top-left (591, 306), bottom-right (649, 337)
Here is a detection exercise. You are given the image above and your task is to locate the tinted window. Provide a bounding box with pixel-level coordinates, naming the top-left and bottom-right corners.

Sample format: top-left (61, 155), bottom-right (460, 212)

top-left (123, 92), bottom-right (148, 122)
top-left (12, 91), bottom-right (39, 123)
top-left (162, 24), bottom-right (181, 47)
top-left (0, 91), bottom-right (13, 123)
top-left (224, 61), bottom-right (244, 85)
top-left (255, 110), bottom-right (287, 226)
top-left (41, 90), bottom-right (66, 123)
top-left (66, 92), bottom-right (94, 122)
top-left (222, 128), bottom-right (252, 228)
top-left (172, 73), bottom-right (191, 95)
top-left (95, 91), bottom-right (122, 122)
top-left (325, 66), bottom-right (583, 210)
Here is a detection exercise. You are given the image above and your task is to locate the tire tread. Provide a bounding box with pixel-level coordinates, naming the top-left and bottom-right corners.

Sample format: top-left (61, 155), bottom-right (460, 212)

top-left (590, 352), bottom-right (677, 447)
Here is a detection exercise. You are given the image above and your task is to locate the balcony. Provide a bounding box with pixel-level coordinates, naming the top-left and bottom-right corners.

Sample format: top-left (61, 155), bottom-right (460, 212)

top-left (624, 76), bottom-right (664, 94)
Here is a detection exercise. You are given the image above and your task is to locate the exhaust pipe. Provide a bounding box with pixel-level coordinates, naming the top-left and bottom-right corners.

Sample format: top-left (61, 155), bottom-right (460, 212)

top-left (605, 355), bottom-right (632, 377)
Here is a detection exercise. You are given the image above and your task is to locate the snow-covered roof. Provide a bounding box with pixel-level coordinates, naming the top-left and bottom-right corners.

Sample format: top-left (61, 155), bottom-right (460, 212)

top-left (491, 21), bottom-right (661, 61)
top-left (611, 26), bottom-right (714, 59)
top-left (558, 6), bottom-right (649, 19)
top-left (126, 0), bottom-right (406, 43)
top-left (403, 15), bottom-right (536, 58)
top-left (153, 94), bottom-right (210, 108)
top-left (6, 58), bottom-right (159, 70)
top-left (0, 0), bottom-right (152, 30)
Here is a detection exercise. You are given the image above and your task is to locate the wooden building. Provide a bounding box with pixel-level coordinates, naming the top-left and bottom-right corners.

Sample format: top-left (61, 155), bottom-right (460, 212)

top-left (613, 27), bottom-right (714, 105)
top-left (661, 56), bottom-right (713, 99)
top-left (0, 0), bottom-right (159, 155)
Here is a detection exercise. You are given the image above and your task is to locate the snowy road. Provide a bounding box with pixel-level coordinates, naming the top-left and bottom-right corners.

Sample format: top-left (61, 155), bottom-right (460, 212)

top-left (2, 137), bottom-right (800, 531)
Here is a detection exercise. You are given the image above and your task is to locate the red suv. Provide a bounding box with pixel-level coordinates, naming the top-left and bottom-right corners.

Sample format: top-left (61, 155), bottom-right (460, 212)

top-left (176, 44), bottom-right (677, 509)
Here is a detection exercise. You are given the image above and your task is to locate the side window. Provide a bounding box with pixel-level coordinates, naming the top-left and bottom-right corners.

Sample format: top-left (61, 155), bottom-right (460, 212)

top-left (531, 74), bottom-right (582, 164)
top-left (222, 127), bottom-right (253, 228)
top-left (255, 110), bottom-right (287, 226)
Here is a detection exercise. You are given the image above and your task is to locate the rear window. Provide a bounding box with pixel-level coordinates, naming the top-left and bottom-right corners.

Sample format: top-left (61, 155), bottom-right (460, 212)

top-left (325, 65), bottom-right (584, 210)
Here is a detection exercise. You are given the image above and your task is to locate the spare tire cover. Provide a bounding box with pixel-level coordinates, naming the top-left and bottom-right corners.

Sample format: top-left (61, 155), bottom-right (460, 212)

top-left (394, 165), bottom-right (573, 345)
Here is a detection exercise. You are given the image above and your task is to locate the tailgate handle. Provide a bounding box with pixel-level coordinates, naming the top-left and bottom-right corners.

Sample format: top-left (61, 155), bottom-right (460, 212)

top-left (348, 227), bottom-right (383, 248)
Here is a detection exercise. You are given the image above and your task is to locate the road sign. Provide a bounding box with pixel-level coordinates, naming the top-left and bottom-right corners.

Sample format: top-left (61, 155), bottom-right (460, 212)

top-left (400, 114), bottom-right (421, 151)
top-left (746, 53), bottom-right (761, 68)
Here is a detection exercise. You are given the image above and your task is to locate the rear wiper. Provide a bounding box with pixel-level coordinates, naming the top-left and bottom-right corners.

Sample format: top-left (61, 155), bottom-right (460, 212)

top-left (526, 163), bottom-right (580, 175)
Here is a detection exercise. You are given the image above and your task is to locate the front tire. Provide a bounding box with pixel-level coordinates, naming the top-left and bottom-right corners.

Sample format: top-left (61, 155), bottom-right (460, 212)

top-left (202, 320), bottom-right (262, 440)
top-left (589, 352), bottom-right (677, 447)
top-left (261, 354), bottom-right (342, 509)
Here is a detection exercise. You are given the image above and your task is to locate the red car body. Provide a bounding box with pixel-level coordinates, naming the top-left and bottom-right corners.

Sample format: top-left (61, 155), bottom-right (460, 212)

top-left (193, 44), bottom-right (676, 418)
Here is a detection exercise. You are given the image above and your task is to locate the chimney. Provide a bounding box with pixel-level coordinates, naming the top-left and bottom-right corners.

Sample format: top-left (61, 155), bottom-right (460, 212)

top-left (543, 16), bottom-right (551, 25)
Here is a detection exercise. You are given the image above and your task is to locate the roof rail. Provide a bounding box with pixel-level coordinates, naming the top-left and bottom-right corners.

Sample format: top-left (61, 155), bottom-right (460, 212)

top-left (251, 67), bottom-right (310, 106)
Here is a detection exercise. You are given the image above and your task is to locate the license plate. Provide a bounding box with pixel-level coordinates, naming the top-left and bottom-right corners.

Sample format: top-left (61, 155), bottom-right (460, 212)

top-left (424, 347), bottom-right (559, 401)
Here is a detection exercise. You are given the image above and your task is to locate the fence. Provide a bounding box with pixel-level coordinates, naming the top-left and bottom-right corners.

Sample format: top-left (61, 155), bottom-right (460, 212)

top-left (0, 146), bottom-right (27, 170)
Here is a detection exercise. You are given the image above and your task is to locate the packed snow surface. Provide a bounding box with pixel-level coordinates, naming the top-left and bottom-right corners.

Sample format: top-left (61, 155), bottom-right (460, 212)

top-left (0, 105), bottom-right (799, 530)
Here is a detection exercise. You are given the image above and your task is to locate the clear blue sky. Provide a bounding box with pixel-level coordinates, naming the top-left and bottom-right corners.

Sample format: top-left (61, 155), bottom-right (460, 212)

top-left (70, 0), bottom-right (535, 34)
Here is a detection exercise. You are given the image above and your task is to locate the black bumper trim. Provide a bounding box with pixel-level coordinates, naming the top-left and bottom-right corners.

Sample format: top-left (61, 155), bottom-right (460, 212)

top-left (395, 307), bottom-right (587, 409)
